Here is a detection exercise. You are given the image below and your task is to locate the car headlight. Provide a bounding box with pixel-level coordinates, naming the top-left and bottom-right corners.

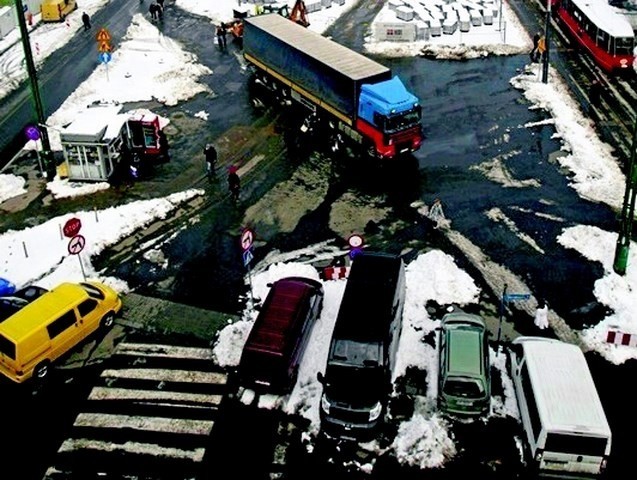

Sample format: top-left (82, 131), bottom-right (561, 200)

top-left (369, 401), bottom-right (382, 421)
top-left (321, 395), bottom-right (331, 414)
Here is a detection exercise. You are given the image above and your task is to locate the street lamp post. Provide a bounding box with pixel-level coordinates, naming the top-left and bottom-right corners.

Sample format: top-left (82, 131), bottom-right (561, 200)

top-left (14, 0), bottom-right (56, 180)
top-left (613, 116), bottom-right (637, 275)
top-left (542, 0), bottom-right (551, 83)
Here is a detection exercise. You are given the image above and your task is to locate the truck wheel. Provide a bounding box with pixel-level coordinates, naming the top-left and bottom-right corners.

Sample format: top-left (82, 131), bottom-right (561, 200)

top-left (101, 312), bottom-right (115, 330)
top-left (34, 361), bottom-right (50, 380)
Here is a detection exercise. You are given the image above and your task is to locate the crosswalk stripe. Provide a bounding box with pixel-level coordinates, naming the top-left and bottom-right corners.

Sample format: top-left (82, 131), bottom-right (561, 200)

top-left (100, 368), bottom-right (228, 384)
top-left (57, 438), bottom-right (206, 462)
top-left (88, 386), bottom-right (223, 405)
top-left (114, 342), bottom-right (215, 360)
top-left (73, 412), bottom-right (214, 435)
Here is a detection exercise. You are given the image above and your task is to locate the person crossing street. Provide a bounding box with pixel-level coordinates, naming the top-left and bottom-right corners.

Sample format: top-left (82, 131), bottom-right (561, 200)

top-left (204, 143), bottom-right (217, 180)
top-left (228, 165), bottom-right (240, 201)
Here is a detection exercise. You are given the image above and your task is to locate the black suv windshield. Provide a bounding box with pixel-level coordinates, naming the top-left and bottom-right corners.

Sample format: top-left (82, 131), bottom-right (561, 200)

top-left (324, 364), bottom-right (384, 403)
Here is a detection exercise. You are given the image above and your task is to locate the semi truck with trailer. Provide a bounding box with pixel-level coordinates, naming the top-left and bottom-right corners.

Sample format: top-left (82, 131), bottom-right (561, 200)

top-left (242, 14), bottom-right (423, 160)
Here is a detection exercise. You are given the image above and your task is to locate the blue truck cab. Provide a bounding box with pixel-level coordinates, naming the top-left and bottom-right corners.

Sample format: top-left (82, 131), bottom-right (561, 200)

top-left (358, 77), bottom-right (422, 133)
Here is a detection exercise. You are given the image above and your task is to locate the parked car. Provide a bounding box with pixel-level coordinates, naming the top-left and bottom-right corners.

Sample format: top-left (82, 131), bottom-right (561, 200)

top-left (437, 311), bottom-right (491, 418)
top-left (0, 296), bottom-right (29, 322)
top-left (0, 285), bottom-right (49, 322)
top-left (0, 281), bottom-right (122, 383)
top-left (11, 285), bottom-right (49, 302)
top-left (237, 276), bottom-right (324, 395)
top-left (318, 251), bottom-right (406, 440)
top-left (508, 337), bottom-right (611, 476)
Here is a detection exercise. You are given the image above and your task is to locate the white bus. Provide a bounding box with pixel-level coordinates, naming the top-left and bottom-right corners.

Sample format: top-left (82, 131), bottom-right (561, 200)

top-left (508, 337), bottom-right (611, 477)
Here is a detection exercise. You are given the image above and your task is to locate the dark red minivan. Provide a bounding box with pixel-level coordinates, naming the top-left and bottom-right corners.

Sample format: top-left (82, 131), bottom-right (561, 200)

top-left (237, 276), bottom-right (324, 394)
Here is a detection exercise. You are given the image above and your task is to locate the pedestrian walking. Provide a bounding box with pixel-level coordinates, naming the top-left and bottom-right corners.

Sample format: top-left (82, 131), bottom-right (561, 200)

top-left (158, 130), bottom-right (170, 161)
top-left (156, 2), bottom-right (163, 20)
top-left (149, 2), bottom-right (158, 20)
top-left (589, 79), bottom-right (602, 110)
top-left (157, 0), bottom-right (164, 8)
top-left (531, 32), bottom-right (541, 62)
top-left (216, 23), bottom-right (227, 50)
top-left (427, 198), bottom-right (446, 229)
top-left (534, 300), bottom-right (549, 330)
top-left (204, 143), bottom-right (217, 179)
top-left (82, 12), bottom-right (91, 31)
top-left (228, 165), bottom-right (240, 201)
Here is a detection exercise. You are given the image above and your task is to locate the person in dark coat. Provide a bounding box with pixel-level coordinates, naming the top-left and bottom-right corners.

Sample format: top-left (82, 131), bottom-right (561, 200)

top-left (228, 165), bottom-right (240, 201)
top-left (82, 12), bottom-right (91, 31)
top-left (216, 23), bottom-right (227, 50)
top-left (531, 32), bottom-right (541, 62)
top-left (149, 2), bottom-right (158, 20)
top-left (158, 130), bottom-right (170, 162)
top-left (204, 143), bottom-right (217, 179)
top-left (589, 79), bottom-right (602, 109)
top-left (157, 0), bottom-right (164, 8)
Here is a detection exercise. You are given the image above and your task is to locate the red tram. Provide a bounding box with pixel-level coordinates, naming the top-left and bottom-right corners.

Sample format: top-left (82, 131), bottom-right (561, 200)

top-left (551, 0), bottom-right (635, 73)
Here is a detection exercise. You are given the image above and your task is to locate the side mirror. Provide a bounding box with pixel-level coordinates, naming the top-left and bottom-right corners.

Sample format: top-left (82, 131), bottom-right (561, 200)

top-left (317, 371), bottom-right (324, 384)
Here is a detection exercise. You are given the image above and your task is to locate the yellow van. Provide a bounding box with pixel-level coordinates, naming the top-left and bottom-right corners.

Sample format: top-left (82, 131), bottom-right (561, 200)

top-left (40, 0), bottom-right (77, 22)
top-left (0, 281), bottom-right (122, 383)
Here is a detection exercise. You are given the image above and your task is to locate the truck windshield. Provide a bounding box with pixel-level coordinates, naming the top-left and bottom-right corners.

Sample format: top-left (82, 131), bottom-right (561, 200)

top-left (378, 106), bottom-right (422, 134)
top-left (324, 364), bottom-right (384, 404)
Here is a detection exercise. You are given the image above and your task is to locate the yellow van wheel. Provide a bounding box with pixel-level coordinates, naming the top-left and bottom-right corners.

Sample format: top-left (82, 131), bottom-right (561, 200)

top-left (101, 312), bottom-right (115, 329)
top-left (34, 361), bottom-right (50, 380)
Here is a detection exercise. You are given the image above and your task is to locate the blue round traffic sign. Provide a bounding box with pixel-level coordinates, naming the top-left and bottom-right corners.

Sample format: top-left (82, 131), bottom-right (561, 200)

top-left (25, 125), bottom-right (40, 141)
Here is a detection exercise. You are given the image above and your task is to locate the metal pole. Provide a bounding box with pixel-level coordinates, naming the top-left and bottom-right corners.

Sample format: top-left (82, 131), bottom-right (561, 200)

top-left (498, 0), bottom-right (502, 32)
top-left (78, 254), bottom-right (86, 281)
top-left (542, 0), bottom-right (551, 83)
top-left (497, 284), bottom-right (507, 344)
top-left (613, 116), bottom-right (637, 274)
top-left (14, 0), bottom-right (56, 180)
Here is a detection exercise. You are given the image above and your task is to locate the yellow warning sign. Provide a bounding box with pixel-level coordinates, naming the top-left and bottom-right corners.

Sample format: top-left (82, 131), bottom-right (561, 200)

top-left (98, 41), bottom-right (111, 53)
top-left (96, 28), bottom-right (111, 42)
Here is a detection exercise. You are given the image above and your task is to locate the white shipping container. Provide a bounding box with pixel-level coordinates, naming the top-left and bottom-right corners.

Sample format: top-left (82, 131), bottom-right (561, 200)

top-left (481, 7), bottom-right (493, 24)
top-left (429, 17), bottom-right (442, 36)
top-left (416, 20), bottom-right (430, 40)
top-left (305, 0), bottom-right (322, 13)
top-left (389, 0), bottom-right (405, 12)
top-left (396, 5), bottom-right (415, 21)
top-left (469, 8), bottom-right (482, 26)
top-left (457, 7), bottom-right (471, 32)
top-left (442, 16), bottom-right (458, 34)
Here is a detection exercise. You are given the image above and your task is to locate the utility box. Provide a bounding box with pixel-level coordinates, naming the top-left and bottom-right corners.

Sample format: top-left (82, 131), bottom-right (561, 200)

top-left (0, 7), bottom-right (13, 39)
